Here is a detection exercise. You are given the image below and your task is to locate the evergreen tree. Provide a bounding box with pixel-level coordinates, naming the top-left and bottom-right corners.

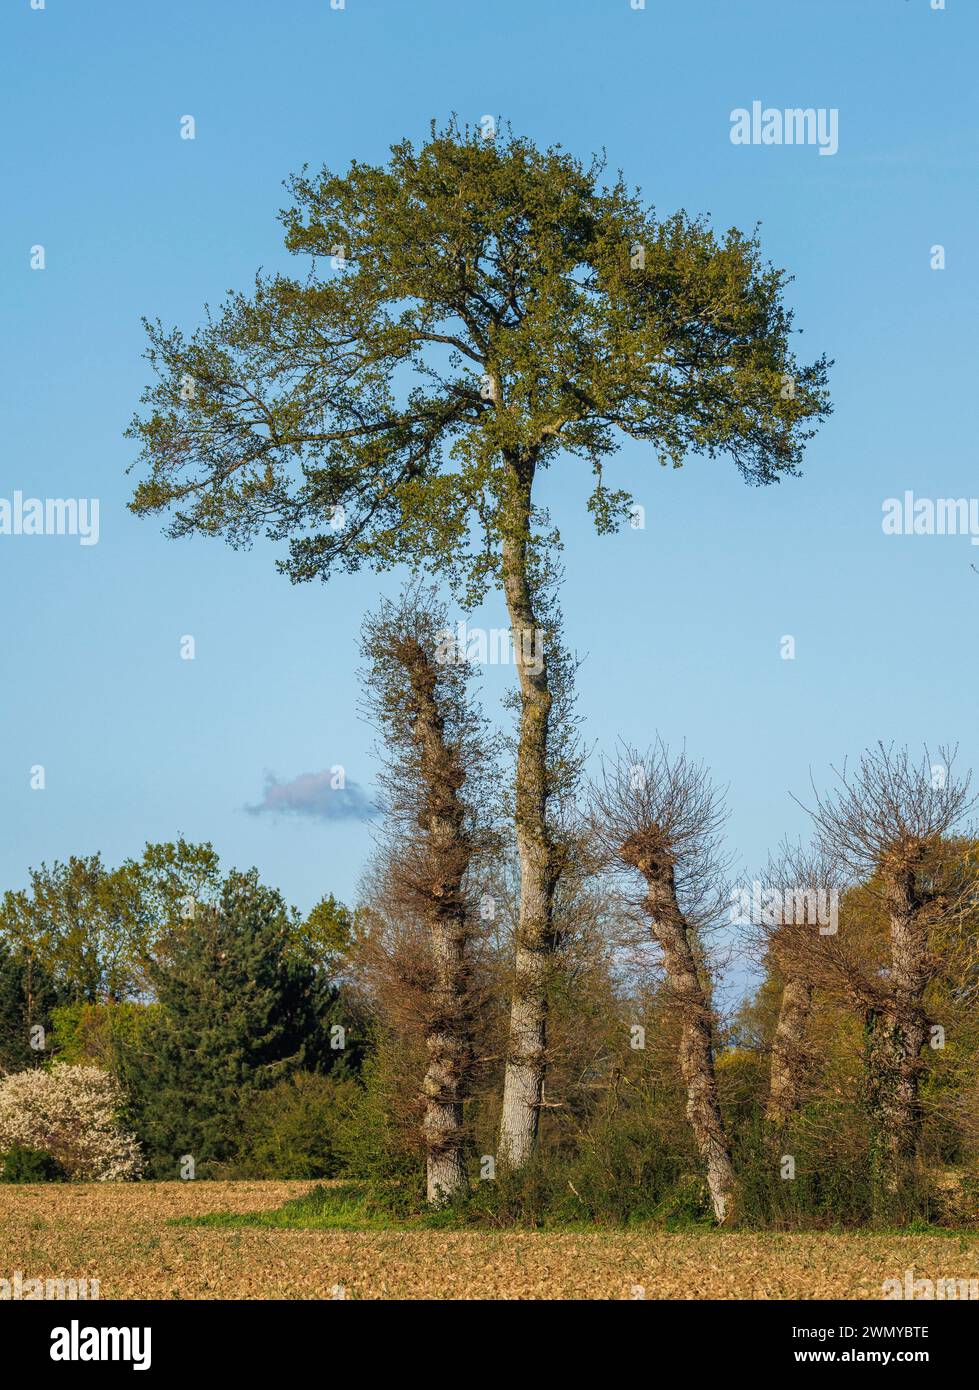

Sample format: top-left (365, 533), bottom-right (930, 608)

top-left (0, 942), bottom-right (64, 1073)
top-left (119, 869), bottom-right (353, 1176)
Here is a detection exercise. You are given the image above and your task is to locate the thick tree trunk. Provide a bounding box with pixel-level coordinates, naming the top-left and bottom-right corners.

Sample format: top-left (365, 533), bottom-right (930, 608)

top-left (766, 975), bottom-right (813, 1130)
top-left (498, 452), bottom-right (559, 1169)
top-left (636, 863), bottom-right (738, 1224)
top-left (865, 1007), bottom-right (926, 1211)
top-left (402, 641), bottom-right (473, 1204)
top-left (865, 1002), bottom-right (927, 1201)
top-left (867, 866), bottom-right (930, 1202)
top-left (424, 917), bottom-right (469, 1204)
top-left (885, 868), bottom-right (929, 1156)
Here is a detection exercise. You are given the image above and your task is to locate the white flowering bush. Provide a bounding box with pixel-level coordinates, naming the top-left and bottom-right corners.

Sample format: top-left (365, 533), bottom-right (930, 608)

top-left (0, 1063), bottom-right (142, 1181)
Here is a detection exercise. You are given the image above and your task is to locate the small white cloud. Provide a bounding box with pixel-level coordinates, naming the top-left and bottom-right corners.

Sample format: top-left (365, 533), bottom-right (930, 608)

top-left (246, 770), bottom-right (376, 823)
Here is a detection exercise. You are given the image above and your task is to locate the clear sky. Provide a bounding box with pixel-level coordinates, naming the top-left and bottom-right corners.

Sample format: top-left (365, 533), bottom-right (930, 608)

top-left (2, 0), bottom-right (976, 940)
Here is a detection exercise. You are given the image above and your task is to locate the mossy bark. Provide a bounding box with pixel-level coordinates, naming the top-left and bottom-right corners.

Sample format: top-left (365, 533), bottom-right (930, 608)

top-left (498, 452), bottom-right (560, 1169)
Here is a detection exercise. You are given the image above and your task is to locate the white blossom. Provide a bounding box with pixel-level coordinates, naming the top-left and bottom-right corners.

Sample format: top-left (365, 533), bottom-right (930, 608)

top-left (0, 1063), bottom-right (142, 1181)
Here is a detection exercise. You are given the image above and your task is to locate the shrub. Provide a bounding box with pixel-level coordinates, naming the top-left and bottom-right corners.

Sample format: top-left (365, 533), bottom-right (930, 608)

top-left (733, 1117), bottom-right (867, 1229)
top-left (0, 1063), bottom-right (142, 1180)
top-left (0, 1142), bottom-right (67, 1183)
top-left (228, 1072), bottom-right (362, 1179)
top-left (51, 1000), bottom-right (161, 1070)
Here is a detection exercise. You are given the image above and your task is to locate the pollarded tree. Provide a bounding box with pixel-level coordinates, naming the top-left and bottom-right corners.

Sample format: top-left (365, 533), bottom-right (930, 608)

top-left (361, 587), bottom-right (496, 1202)
top-left (591, 742), bottom-right (738, 1223)
top-left (751, 841), bottom-right (844, 1133)
top-left (126, 119), bottom-right (831, 1166)
top-left (804, 746), bottom-right (977, 1204)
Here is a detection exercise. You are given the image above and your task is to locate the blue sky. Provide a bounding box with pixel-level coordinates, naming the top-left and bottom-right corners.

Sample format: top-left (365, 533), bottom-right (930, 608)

top-left (2, 0), bottom-right (976, 943)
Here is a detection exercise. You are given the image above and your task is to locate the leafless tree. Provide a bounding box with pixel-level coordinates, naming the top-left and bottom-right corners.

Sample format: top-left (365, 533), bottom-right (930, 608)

top-left (590, 741), bottom-right (738, 1224)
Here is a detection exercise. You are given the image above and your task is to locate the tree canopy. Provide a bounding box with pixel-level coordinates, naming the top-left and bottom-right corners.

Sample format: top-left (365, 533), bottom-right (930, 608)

top-left (0, 840), bottom-right (221, 1004)
top-left (127, 119), bottom-right (831, 601)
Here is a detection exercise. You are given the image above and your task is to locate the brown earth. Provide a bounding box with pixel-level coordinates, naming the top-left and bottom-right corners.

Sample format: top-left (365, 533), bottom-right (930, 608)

top-left (1, 1181), bottom-right (977, 1300)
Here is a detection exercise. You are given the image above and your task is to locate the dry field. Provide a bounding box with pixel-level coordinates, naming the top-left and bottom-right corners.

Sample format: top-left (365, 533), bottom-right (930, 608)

top-left (1, 1181), bottom-right (977, 1300)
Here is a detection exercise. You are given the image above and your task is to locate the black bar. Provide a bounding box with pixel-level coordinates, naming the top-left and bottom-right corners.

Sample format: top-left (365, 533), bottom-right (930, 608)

top-left (6, 1299), bottom-right (973, 1375)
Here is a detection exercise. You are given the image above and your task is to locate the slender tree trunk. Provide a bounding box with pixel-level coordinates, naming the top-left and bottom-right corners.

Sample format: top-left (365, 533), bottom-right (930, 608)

top-left (766, 975), bottom-right (813, 1130)
top-left (636, 863), bottom-right (738, 1224)
top-left (498, 451), bottom-right (559, 1169)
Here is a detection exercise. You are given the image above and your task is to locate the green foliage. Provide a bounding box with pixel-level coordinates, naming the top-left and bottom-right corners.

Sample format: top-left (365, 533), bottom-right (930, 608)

top-left (0, 1142), bottom-right (67, 1184)
top-left (3, 842), bottom-right (363, 1182)
top-left (458, 1135), bottom-right (709, 1231)
top-left (0, 854), bottom-right (143, 1003)
top-left (50, 1000), bottom-right (161, 1071)
top-left (176, 1182), bottom-right (392, 1232)
top-left (0, 839), bottom-right (221, 1003)
top-left (228, 1072), bottom-right (362, 1179)
top-left (733, 1116), bottom-right (874, 1230)
top-left (127, 120), bottom-right (830, 605)
top-left (0, 941), bottom-right (64, 1072)
top-left (299, 895), bottom-right (355, 968)
top-left (118, 868), bottom-right (357, 1177)
top-left (329, 1039), bottom-right (713, 1228)
top-left (328, 1049), bottom-right (422, 1187)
